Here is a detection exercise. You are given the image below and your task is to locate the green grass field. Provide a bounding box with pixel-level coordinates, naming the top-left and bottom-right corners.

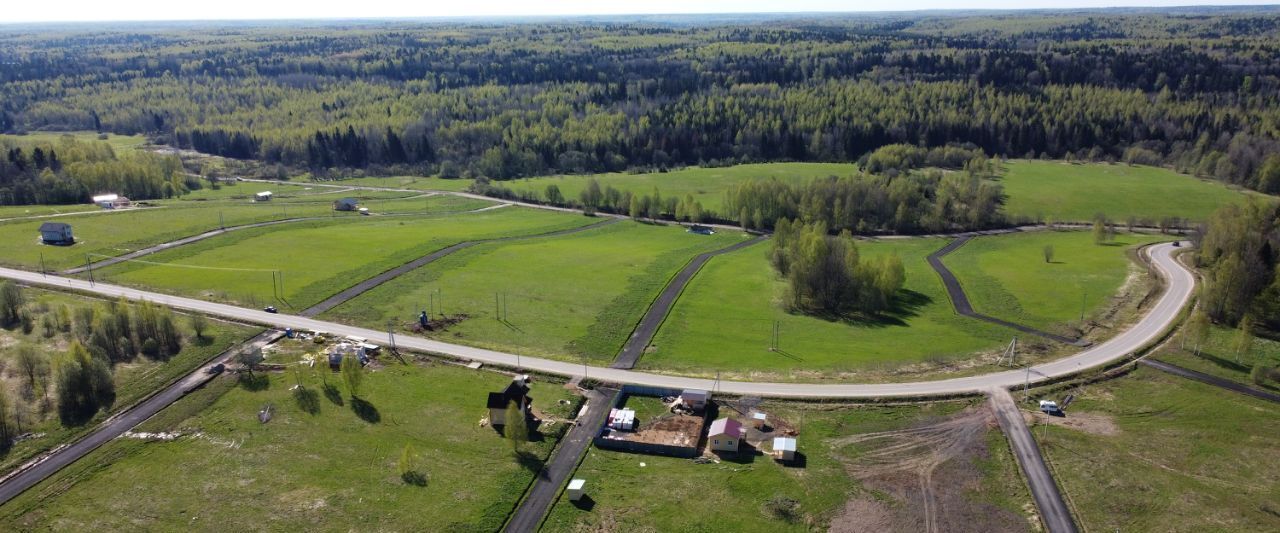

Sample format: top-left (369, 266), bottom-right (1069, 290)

top-left (0, 351), bottom-right (579, 531)
top-left (0, 287), bottom-right (258, 475)
top-left (0, 194), bottom-right (491, 272)
top-left (543, 401), bottom-right (1031, 532)
top-left (325, 221), bottom-right (750, 362)
top-left (643, 237), bottom-right (1014, 377)
top-left (97, 207), bottom-right (592, 310)
top-left (1034, 367), bottom-right (1280, 531)
top-left (944, 230), bottom-right (1166, 332)
top-left (0, 131), bottom-right (149, 152)
top-left (503, 163), bottom-right (861, 215)
top-left (0, 204), bottom-right (101, 220)
top-left (998, 160), bottom-right (1257, 223)
top-left (291, 175), bottom-right (476, 192)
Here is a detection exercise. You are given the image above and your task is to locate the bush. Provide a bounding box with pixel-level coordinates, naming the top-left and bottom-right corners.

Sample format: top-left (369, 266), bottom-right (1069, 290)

top-left (762, 495), bottom-right (802, 523)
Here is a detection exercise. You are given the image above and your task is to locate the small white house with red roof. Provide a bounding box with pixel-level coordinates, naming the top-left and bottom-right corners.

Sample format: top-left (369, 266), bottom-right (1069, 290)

top-left (707, 417), bottom-right (743, 452)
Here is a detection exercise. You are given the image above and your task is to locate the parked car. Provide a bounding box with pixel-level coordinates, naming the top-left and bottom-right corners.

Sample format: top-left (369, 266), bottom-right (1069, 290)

top-left (206, 363), bottom-right (226, 375)
top-left (1039, 400), bottom-right (1062, 415)
top-left (263, 305), bottom-right (278, 313)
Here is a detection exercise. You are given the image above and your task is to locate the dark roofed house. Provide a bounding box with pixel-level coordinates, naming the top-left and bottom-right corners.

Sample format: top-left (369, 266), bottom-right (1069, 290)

top-left (487, 374), bottom-right (533, 425)
top-left (333, 197), bottom-right (358, 211)
top-left (39, 222), bottom-right (74, 245)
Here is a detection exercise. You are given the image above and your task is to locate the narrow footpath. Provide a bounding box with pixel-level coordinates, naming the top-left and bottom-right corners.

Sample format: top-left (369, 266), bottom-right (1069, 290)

top-left (611, 235), bottom-right (768, 369)
top-left (1140, 358), bottom-right (1280, 403)
top-left (503, 387), bottom-right (617, 533)
top-left (987, 387), bottom-right (1079, 533)
top-left (928, 236), bottom-right (1091, 347)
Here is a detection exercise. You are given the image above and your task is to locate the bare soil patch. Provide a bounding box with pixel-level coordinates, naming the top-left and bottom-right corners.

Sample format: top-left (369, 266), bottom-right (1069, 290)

top-left (828, 407), bottom-right (1028, 533)
top-left (1023, 410), bottom-right (1119, 436)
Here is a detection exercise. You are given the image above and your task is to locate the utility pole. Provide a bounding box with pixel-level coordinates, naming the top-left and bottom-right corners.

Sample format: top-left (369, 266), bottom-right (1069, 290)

top-left (39, 252), bottom-right (46, 278)
top-left (495, 292), bottom-right (500, 320)
top-left (85, 254), bottom-right (94, 287)
top-left (503, 292), bottom-right (508, 321)
top-left (387, 319), bottom-right (397, 353)
top-left (1079, 291), bottom-right (1087, 324)
top-left (219, 211), bottom-right (225, 230)
top-left (1023, 365), bottom-right (1031, 403)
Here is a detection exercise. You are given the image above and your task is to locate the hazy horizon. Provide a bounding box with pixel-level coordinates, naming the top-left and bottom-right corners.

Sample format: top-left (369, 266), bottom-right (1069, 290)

top-left (1, 1), bottom-right (1277, 24)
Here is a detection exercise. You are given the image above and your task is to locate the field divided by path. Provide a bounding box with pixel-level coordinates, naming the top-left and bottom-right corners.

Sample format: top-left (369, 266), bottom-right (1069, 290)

top-left (94, 207), bottom-right (593, 311)
top-left (324, 221), bottom-right (751, 363)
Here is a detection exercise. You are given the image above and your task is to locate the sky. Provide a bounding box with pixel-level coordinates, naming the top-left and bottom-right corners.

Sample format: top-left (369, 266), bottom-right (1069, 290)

top-left (0, 1), bottom-right (1275, 23)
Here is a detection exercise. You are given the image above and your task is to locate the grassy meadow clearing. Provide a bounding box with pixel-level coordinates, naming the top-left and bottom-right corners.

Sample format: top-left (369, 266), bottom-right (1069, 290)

top-left (998, 160), bottom-right (1257, 223)
top-left (0, 350), bottom-right (579, 532)
top-left (324, 221), bottom-right (751, 362)
top-left (643, 237), bottom-right (1013, 377)
top-left (96, 207), bottom-right (593, 310)
top-left (1033, 367), bottom-right (1280, 532)
top-left (943, 230), bottom-right (1167, 332)
top-left (0, 193), bottom-right (492, 272)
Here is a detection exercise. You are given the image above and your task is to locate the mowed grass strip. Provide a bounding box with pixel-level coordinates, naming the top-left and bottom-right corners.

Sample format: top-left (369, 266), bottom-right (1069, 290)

top-left (1034, 367), bottom-right (1280, 531)
top-left (325, 221), bottom-right (750, 362)
top-left (998, 160), bottom-right (1258, 223)
top-left (644, 238), bottom-right (1011, 376)
top-left (943, 230), bottom-right (1165, 332)
top-left (0, 358), bottom-right (578, 532)
top-left (295, 175), bottom-right (476, 192)
top-left (96, 207), bottom-right (592, 310)
top-left (503, 162), bottom-right (861, 214)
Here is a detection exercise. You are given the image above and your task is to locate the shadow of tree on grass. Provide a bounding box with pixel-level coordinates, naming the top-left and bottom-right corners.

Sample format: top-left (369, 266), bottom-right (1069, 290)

top-left (293, 386), bottom-right (320, 415)
top-left (322, 383), bottom-right (344, 406)
top-left (351, 396), bottom-right (380, 423)
top-left (238, 372), bottom-right (270, 391)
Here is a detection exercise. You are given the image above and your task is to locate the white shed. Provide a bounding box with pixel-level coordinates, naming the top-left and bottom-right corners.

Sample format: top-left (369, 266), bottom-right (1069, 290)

top-left (773, 437), bottom-right (797, 461)
top-left (567, 479), bottom-right (586, 501)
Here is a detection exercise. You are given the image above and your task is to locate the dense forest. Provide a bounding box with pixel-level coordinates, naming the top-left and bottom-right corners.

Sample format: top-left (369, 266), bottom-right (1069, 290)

top-left (1196, 200), bottom-right (1280, 333)
top-left (2, 9), bottom-right (1280, 204)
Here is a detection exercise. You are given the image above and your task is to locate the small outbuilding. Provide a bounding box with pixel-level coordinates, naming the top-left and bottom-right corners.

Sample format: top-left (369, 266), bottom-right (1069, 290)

top-left (750, 411), bottom-right (769, 430)
top-left (773, 437), bottom-right (797, 462)
top-left (254, 191), bottom-right (273, 202)
top-left (487, 375), bottom-right (533, 425)
top-left (39, 222), bottom-right (74, 245)
top-left (607, 408), bottom-right (637, 431)
top-left (680, 389), bottom-right (709, 411)
top-left (567, 479), bottom-right (586, 502)
top-left (333, 197), bottom-right (359, 211)
top-left (707, 417), bottom-right (743, 452)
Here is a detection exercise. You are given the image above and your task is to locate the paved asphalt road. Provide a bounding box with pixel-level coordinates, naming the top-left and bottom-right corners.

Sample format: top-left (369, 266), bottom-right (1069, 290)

top-left (927, 235), bottom-right (1091, 347)
top-left (611, 235), bottom-right (767, 369)
top-left (1140, 358), bottom-right (1280, 403)
top-left (0, 241), bottom-right (1193, 398)
top-left (0, 330), bottom-right (281, 506)
top-left (988, 387), bottom-right (1079, 533)
top-left (503, 387), bottom-right (617, 533)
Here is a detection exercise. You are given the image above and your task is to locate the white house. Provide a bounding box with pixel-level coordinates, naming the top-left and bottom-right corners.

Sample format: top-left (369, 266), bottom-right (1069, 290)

top-left (92, 193), bottom-right (131, 209)
top-left (333, 197), bottom-right (358, 211)
top-left (707, 417), bottom-right (743, 452)
top-left (772, 437), bottom-right (797, 462)
top-left (39, 222), bottom-right (74, 245)
top-left (254, 191), bottom-right (273, 202)
top-left (680, 389), bottom-right (709, 411)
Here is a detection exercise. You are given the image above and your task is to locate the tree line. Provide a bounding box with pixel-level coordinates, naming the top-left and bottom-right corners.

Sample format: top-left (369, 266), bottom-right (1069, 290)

top-left (1195, 201), bottom-right (1280, 333)
top-left (0, 135), bottom-right (190, 205)
top-left (3, 13), bottom-right (1280, 192)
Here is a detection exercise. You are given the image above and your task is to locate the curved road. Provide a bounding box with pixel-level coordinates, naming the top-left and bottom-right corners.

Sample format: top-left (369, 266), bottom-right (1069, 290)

top-left (927, 235), bottom-right (1091, 347)
top-left (0, 241), bottom-right (1193, 398)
